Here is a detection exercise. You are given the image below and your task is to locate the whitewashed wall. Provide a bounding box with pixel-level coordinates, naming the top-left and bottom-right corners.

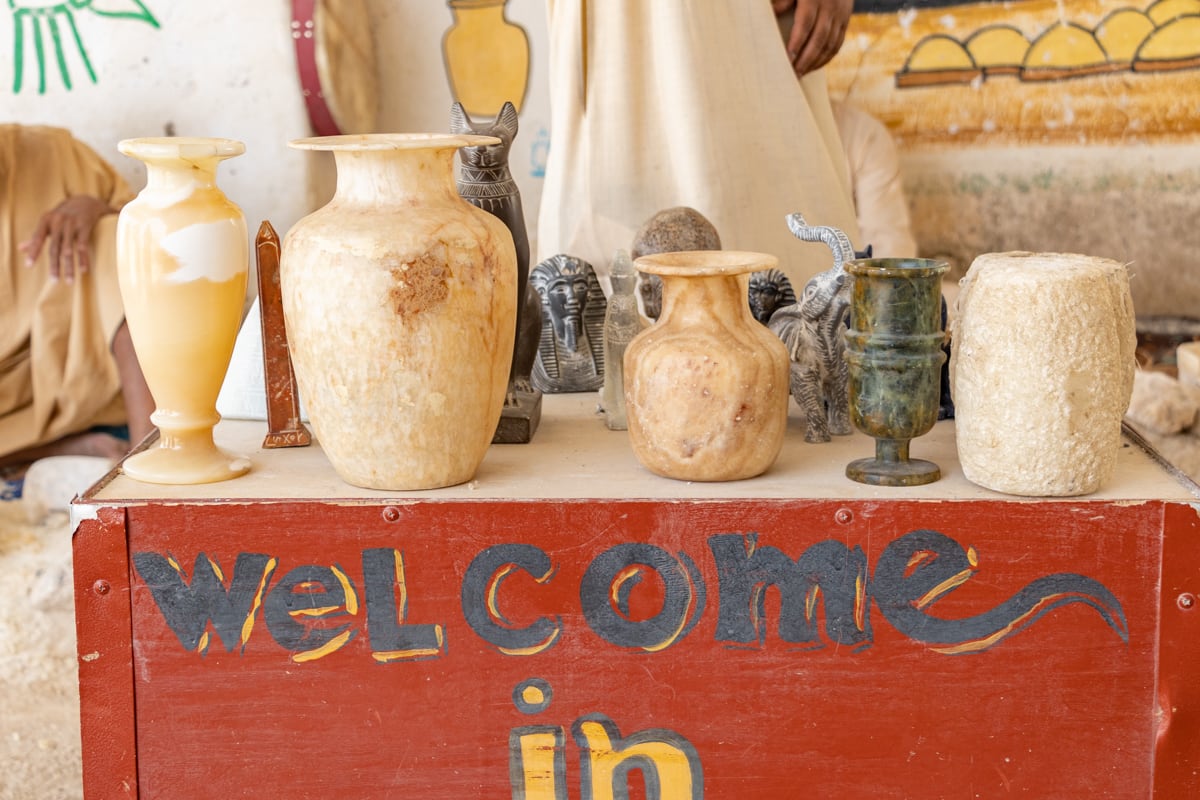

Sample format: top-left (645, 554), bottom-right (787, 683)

top-left (1, 1), bottom-right (315, 241)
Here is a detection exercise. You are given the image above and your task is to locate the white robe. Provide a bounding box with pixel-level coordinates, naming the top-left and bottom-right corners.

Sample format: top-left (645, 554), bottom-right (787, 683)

top-left (537, 0), bottom-right (861, 290)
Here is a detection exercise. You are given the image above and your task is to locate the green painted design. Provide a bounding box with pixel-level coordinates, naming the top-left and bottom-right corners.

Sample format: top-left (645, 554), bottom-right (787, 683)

top-left (9, 0), bottom-right (159, 94)
top-left (1031, 169), bottom-right (1056, 190)
top-left (957, 173), bottom-right (992, 195)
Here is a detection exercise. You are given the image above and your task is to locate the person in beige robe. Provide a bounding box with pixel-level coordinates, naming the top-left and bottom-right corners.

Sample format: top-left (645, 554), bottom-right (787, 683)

top-left (0, 124), bottom-right (152, 469)
top-left (831, 100), bottom-right (918, 260)
top-left (537, 0), bottom-right (862, 290)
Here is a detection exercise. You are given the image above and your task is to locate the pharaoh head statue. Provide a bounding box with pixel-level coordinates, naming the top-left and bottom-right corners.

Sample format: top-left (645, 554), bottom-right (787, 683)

top-left (530, 254), bottom-right (607, 393)
top-left (748, 268), bottom-right (796, 325)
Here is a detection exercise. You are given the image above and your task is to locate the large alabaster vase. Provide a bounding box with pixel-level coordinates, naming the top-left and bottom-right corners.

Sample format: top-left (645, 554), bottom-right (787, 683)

top-left (625, 251), bottom-right (790, 481)
top-left (116, 137), bottom-right (251, 484)
top-left (282, 134), bottom-right (517, 490)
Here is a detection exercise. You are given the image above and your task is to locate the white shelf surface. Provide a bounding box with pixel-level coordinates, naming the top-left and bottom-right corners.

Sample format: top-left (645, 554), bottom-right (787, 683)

top-left (84, 393), bottom-right (1199, 505)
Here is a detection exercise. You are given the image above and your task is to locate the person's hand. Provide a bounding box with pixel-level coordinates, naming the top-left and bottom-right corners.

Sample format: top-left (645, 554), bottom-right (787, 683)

top-left (774, 0), bottom-right (854, 78)
top-left (18, 195), bottom-right (118, 283)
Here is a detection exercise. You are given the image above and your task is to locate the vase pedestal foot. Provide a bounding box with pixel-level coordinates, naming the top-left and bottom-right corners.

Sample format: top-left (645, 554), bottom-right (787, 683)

top-left (123, 430), bottom-right (250, 485)
top-left (846, 455), bottom-right (940, 487)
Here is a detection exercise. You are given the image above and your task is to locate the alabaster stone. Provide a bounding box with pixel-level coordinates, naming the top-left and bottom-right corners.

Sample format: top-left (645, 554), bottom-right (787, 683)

top-left (1177, 342), bottom-right (1200, 387)
top-left (951, 251), bottom-right (1135, 496)
top-left (632, 207), bottom-right (722, 321)
top-left (625, 251), bottom-right (790, 481)
top-left (600, 250), bottom-right (645, 430)
top-left (1126, 370), bottom-right (1199, 435)
top-left (116, 137), bottom-right (251, 485)
top-left (283, 134), bottom-right (517, 490)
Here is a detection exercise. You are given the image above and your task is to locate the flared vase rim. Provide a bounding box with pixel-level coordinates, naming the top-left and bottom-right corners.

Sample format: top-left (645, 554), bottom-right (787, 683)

top-left (846, 257), bottom-right (949, 278)
top-left (288, 133), bottom-right (500, 152)
top-left (633, 250), bottom-right (778, 277)
top-left (118, 137), bottom-right (245, 161)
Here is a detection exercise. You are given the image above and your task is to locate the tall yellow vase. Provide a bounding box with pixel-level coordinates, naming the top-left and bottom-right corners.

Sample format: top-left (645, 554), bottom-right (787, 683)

top-left (442, 0), bottom-right (530, 117)
top-left (116, 137), bottom-right (251, 484)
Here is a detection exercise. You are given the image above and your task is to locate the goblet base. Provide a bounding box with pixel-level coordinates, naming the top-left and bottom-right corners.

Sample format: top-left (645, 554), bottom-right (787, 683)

top-left (123, 437), bottom-right (251, 485)
top-left (846, 455), bottom-right (940, 487)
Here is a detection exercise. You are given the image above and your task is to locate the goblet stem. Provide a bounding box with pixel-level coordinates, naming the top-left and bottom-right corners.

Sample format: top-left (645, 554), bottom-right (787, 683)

top-left (876, 438), bottom-right (908, 465)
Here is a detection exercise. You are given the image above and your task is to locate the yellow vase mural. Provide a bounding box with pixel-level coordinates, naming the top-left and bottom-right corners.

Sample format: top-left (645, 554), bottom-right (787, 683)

top-left (442, 0), bottom-right (530, 118)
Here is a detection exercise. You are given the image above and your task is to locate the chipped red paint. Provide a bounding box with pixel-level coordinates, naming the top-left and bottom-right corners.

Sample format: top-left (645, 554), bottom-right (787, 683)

top-left (74, 497), bottom-right (1199, 798)
top-left (73, 507), bottom-right (137, 798)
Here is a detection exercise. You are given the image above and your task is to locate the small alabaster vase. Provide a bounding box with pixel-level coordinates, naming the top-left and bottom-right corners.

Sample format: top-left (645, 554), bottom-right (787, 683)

top-left (116, 137), bottom-right (251, 484)
top-left (844, 258), bottom-right (948, 486)
top-left (625, 251), bottom-right (790, 481)
top-left (283, 134), bottom-right (517, 490)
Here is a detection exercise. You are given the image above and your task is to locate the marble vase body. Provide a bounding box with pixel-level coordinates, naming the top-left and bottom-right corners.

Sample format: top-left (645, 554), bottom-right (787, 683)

top-left (282, 134), bottom-right (517, 490)
top-left (116, 137), bottom-right (250, 484)
top-left (625, 251), bottom-right (790, 481)
top-left (951, 251), bottom-right (1135, 496)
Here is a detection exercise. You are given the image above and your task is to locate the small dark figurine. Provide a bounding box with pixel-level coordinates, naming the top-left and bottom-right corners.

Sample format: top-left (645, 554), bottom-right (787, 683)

top-left (767, 213), bottom-right (855, 443)
top-left (451, 100), bottom-right (543, 442)
top-left (938, 297), bottom-right (955, 420)
top-left (748, 268), bottom-right (796, 325)
top-left (530, 254), bottom-right (607, 393)
top-left (631, 206), bottom-right (722, 321)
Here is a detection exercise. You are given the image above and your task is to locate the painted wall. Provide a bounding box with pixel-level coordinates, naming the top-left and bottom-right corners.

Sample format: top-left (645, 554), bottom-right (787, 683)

top-left (2, 1), bottom-right (317, 247)
top-left (358, 0), bottom-right (550, 254)
top-left (372, 0), bottom-right (1197, 318)
top-left (7, 1), bottom-right (1193, 320)
top-left (826, 0), bottom-right (1200, 318)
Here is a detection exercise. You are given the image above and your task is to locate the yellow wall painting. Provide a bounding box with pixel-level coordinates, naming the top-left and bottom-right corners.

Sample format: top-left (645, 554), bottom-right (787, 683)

top-left (827, 0), bottom-right (1200, 145)
top-left (441, 0), bottom-right (531, 119)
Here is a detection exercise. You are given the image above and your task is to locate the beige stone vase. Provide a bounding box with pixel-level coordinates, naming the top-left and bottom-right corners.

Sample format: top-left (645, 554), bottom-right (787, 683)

top-left (951, 251), bottom-right (1136, 496)
top-left (116, 137), bottom-right (251, 485)
top-left (625, 251), bottom-right (790, 481)
top-left (282, 134), bottom-right (517, 490)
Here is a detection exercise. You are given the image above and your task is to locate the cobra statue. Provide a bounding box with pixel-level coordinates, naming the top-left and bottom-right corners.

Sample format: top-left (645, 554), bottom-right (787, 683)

top-left (766, 213), bottom-right (855, 443)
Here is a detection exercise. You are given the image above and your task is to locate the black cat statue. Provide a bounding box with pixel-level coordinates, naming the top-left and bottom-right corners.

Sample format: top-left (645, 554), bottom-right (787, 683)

top-left (451, 100), bottom-right (544, 443)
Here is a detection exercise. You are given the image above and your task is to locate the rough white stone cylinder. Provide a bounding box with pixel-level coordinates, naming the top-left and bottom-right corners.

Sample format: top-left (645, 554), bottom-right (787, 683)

top-left (951, 252), bottom-right (1136, 496)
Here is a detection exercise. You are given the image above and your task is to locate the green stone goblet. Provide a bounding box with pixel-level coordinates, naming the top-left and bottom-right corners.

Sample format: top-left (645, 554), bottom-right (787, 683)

top-left (844, 258), bottom-right (949, 486)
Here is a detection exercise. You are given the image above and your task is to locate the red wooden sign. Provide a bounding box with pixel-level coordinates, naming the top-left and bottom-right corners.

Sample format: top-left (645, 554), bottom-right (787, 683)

top-left (75, 496), bottom-right (1195, 798)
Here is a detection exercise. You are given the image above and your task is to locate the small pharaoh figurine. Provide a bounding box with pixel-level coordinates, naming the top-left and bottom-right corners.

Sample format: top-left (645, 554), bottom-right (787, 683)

top-left (631, 206), bottom-right (722, 321)
top-left (451, 100), bottom-right (543, 442)
top-left (531, 254), bottom-right (607, 393)
top-left (748, 268), bottom-right (797, 325)
top-left (600, 250), bottom-right (646, 430)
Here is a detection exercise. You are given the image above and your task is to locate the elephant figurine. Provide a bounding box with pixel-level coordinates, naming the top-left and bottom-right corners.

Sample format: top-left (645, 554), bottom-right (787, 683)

top-left (766, 213), bottom-right (855, 443)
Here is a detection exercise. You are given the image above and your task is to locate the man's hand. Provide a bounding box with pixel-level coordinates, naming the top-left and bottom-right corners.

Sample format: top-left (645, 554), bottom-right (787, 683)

top-left (774, 0), bottom-right (854, 78)
top-left (19, 195), bottom-right (118, 283)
